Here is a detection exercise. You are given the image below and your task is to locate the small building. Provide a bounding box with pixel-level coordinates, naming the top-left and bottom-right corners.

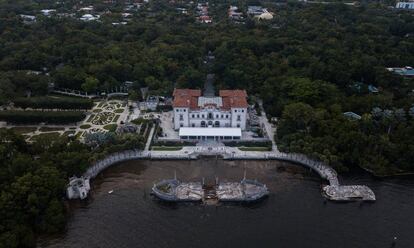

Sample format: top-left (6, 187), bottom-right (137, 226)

top-left (368, 84), bottom-right (379, 93)
top-left (66, 177), bottom-right (90, 200)
top-left (198, 15), bottom-right (212, 23)
top-left (79, 6), bottom-right (94, 12)
top-left (396, 2), bottom-right (414, 10)
top-left (247, 6), bottom-right (266, 16)
top-left (20, 14), bottom-right (36, 24)
top-left (145, 96), bottom-right (160, 111)
top-left (228, 5), bottom-right (244, 20)
top-left (386, 66), bottom-right (414, 77)
top-left (256, 12), bottom-right (273, 20)
top-left (80, 14), bottom-right (100, 21)
top-left (343, 112), bottom-right (362, 120)
top-left (40, 9), bottom-right (56, 16)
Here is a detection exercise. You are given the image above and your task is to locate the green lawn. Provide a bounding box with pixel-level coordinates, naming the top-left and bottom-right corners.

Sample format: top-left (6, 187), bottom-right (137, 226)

top-left (80, 124), bottom-right (91, 129)
top-left (113, 115), bottom-right (120, 122)
top-left (39, 127), bottom-right (65, 132)
top-left (151, 146), bottom-right (183, 151)
top-left (103, 124), bottom-right (118, 132)
top-left (9, 127), bottom-right (38, 134)
top-left (30, 132), bottom-right (61, 142)
top-left (238, 146), bottom-right (271, 152)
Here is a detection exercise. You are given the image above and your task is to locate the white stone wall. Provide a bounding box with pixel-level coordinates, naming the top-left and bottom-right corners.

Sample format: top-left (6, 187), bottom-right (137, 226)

top-left (173, 107), bottom-right (189, 130)
top-left (174, 107), bottom-right (247, 130)
top-left (230, 107), bottom-right (247, 129)
top-left (188, 109), bottom-right (232, 128)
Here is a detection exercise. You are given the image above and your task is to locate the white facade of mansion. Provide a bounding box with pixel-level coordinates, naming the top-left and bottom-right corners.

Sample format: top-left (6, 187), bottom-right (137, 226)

top-left (172, 89), bottom-right (248, 135)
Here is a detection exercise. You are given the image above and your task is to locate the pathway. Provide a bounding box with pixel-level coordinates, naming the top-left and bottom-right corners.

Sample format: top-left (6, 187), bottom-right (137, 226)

top-left (204, 74), bottom-right (215, 97)
top-left (144, 126), bottom-right (155, 151)
top-left (257, 100), bottom-right (277, 151)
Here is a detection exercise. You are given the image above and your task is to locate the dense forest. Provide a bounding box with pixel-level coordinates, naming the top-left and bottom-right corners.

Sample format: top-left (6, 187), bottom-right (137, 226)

top-left (0, 0), bottom-right (414, 246)
top-left (0, 128), bottom-right (145, 248)
top-left (0, 1), bottom-right (413, 164)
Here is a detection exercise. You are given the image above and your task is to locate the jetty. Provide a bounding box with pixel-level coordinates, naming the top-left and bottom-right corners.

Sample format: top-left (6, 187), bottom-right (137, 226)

top-left (66, 146), bottom-right (375, 202)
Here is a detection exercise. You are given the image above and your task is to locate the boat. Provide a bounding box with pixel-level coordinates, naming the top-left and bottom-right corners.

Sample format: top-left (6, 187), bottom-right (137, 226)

top-left (151, 176), bottom-right (269, 203)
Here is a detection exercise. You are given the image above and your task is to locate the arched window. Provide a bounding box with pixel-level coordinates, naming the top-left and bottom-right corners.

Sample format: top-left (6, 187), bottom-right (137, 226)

top-left (201, 121), bottom-right (206, 127)
top-left (214, 121), bottom-right (220, 127)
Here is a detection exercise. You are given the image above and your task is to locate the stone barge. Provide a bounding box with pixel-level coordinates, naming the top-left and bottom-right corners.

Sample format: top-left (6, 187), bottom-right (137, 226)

top-left (151, 178), bottom-right (269, 203)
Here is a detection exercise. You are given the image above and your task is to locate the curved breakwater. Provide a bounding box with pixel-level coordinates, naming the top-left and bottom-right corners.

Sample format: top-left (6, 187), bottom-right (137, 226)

top-left (72, 147), bottom-right (375, 201)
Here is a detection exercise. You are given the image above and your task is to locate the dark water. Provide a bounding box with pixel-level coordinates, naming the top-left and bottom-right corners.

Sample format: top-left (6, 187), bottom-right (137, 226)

top-left (39, 159), bottom-right (414, 248)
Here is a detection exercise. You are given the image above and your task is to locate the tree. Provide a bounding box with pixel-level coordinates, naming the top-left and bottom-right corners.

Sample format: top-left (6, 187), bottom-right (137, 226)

top-left (81, 76), bottom-right (99, 93)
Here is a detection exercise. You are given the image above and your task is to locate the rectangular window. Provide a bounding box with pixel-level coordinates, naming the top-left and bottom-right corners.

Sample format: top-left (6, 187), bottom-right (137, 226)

top-left (226, 115), bottom-right (228, 118)
top-left (183, 109), bottom-right (186, 112)
top-left (237, 115), bottom-right (241, 121)
top-left (179, 114), bottom-right (183, 121)
top-left (176, 109), bottom-right (179, 112)
top-left (180, 123), bottom-right (184, 127)
top-left (192, 114), bottom-right (195, 118)
top-left (242, 109), bottom-right (244, 112)
top-left (192, 123), bottom-right (195, 127)
top-left (202, 114), bottom-right (205, 118)
top-left (221, 114), bottom-right (223, 118)
top-left (216, 114), bottom-right (219, 118)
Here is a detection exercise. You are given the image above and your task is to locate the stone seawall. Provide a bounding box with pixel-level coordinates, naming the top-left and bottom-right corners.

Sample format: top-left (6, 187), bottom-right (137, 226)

top-left (68, 147), bottom-right (375, 202)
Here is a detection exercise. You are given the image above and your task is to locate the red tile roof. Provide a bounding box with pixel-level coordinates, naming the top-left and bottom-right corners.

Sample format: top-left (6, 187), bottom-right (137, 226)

top-left (172, 88), bottom-right (201, 109)
top-left (219, 90), bottom-right (247, 98)
top-left (173, 88), bottom-right (248, 110)
top-left (220, 90), bottom-right (248, 109)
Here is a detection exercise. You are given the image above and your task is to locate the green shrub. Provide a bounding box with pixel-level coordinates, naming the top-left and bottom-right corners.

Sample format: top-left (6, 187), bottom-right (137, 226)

top-left (80, 124), bottom-right (91, 129)
top-left (13, 97), bottom-right (93, 110)
top-left (103, 124), bottom-right (118, 132)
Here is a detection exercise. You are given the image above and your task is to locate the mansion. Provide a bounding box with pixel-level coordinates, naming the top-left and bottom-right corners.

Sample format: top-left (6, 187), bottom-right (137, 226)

top-left (172, 88), bottom-right (248, 140)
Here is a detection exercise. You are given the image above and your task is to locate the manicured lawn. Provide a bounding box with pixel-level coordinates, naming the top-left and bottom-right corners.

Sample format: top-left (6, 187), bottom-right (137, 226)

top-left (30, 132), bottom-right (61, 142)
top-left (39, 127), bottom-right (65, 132)
top-left (152, 146), bottom-right (183, 151)
top-left (87, 114), bottom-right (95, 122)
top-left (9, 127), bottom-right (38, 134)
top-left (113, 115), bottom-right (120, 122)
top-left (80, 124), bottom-right (91, 129)
top-left (103, 124), bottom-right (118, 132)
top-left (238, 146), bottom-right (271, 152)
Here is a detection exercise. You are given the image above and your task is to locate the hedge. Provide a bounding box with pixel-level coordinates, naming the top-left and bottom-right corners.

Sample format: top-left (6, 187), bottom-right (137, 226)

top-left (224, 140), bottom-right (272, 148)
top-left (13, 97), bottom-right (93, 110)
top-left (0, 111), bottom-right (86, 124)
top-left (156, 105), bottom-right (173, 112)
